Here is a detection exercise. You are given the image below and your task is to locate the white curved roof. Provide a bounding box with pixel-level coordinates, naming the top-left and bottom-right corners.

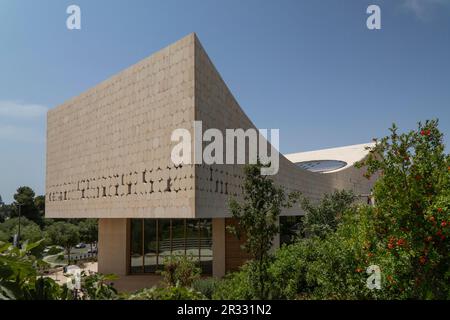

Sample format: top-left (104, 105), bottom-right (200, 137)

top-left (284, 142), bottom-right (375, 173)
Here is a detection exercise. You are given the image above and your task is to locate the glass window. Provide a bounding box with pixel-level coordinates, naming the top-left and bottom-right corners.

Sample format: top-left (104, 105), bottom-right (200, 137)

top-left (158, 219), bottom-right (171, 267)
top-left (130, 219), bottom-right (143, 273)
top-left (129, 218), bottom-right (212, 274)
top-left (199, 219), bottom-right (212, 274)
top-left (144, 219), bottom-right (157, 273)
top-left (171, 219), bottom-right (185, 255)
top-left (185, 219), bottom-right (200, 262)
top-left (295, 160), bottom-right (347, 173)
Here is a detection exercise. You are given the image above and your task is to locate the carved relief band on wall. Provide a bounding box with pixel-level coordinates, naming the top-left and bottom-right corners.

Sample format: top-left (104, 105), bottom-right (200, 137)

top-left (47, 163), bottom-right (245, 202)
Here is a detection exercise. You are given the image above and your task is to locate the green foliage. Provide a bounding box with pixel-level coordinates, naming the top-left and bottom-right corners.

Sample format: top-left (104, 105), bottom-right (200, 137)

top-left (46, 222), bottom-right (80, 265)
top-left (299, 190), bottom-right (356, 239)
top-left (46, 246), bottom-right (63, 255)
top-left (22, 276), bottom-right (72, 300)
top-left (80, 272), bottom-right (118, 300)
top-left (34, 195), bottom-right (45, 217)
top-left (0, 205), bottom-right (14, 223)
top-left (19, 224), bottom-right (43, 243)
top-left (0, 196), bottom-right (6, 223)
top-left (355, 120), bottom-right (450, 299)
top-left (0, 239), bottom-right (119, 300)
top-left (267, 239), bottom-right (318, 299)
top-left (261, 189), bottom-right (357, 299)
top-left (228, 161), bottom-right (299, 299)
top-left (126, 285), bottom-right (206, 300)
top-left (212, 264), bottom-right (254, 300)
top-left (263, 206), bottom-right (410, 300)
top-left (0, 230), bottom-right (8, 243)
top-left (79, 219), bottom-right (98, 254)
top-left (192, 278), bottom-right (219, 299)
top-left (12, 187), bottom-right (42, 226)
top-left (0, 217), bottom-right (44, 244)
top-left (303, 206), bottom-right (387, 299)
top-left (0, 241), bottom-right (71, 300)
top-left (260, 120), bottom-right (450, 300)
top-left (213, 120), bottom-right (449, 300)
top-left (159, 255), bottom-right (201, 287)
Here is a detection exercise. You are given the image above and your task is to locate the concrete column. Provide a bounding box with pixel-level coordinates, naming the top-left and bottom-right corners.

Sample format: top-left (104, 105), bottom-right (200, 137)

top-left (212, 218), bottom-right (226, 278)
top-left (98, 218), bottom-right (129, 276)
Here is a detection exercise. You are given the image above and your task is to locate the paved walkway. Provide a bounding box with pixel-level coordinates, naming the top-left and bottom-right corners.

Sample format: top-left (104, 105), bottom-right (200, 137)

top-left (46, 262), bottom-right (98, 284)
top-left (45, 262), bottom-right (164, 293)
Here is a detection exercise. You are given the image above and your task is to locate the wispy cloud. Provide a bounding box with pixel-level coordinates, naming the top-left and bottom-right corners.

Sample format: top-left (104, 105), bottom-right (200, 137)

top-left (401, 0), bottom-right (450, 20)
top-left (0, 100), bottom-right (48, 118)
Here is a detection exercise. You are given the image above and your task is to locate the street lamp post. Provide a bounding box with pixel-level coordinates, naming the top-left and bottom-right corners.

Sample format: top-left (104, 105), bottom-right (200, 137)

top-left (15, 203), bottom-right (22, 247)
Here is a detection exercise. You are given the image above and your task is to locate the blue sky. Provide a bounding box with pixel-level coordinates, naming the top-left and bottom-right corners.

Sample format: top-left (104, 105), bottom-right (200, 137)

top-left (0, 0), bottom-right (449, 203)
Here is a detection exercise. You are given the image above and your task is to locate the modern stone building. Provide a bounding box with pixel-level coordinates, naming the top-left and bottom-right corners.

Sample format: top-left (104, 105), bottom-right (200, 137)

top-left (46, 33), bottom-right (376, 286)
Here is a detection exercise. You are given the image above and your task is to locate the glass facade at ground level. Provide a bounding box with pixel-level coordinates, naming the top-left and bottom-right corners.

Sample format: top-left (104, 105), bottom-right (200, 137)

top-left (129, 219), bottom-right (212, 274)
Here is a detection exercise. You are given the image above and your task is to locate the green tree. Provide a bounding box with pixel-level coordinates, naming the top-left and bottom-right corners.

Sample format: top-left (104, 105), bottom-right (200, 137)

top-left (79, 219), bottom-right (98, 253)
top-left (299, 190), bottom-right (356, 239)
top-left (228, 161), bottom-right (299, 299)
top-left (12, 187), bottom-right (42, 226)
top-left (34, 195), bottom-right (45, 219)
top-left (0, 217), bottom-right (43, 244)
top-left (159, 255), bottom-right (201, 288)
top-left (0, 198), bottom-right (13, 223)
top-left (355, 119), bottom-right (450, 299)
top-left (46, 222), bottom-right (80, 265)
top-left (0, 195), bottom-right (5, 223)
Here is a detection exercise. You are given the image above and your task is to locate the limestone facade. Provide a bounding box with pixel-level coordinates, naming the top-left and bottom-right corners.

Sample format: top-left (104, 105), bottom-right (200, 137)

top-left (46, 33), bottom-right (376, 219)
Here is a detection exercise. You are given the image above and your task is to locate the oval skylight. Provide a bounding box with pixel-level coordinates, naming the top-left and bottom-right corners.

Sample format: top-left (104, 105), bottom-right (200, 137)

top-left (295, 160), bottom-right (347, 173)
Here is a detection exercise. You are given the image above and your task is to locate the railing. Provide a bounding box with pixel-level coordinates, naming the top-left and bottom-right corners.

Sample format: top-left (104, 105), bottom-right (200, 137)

top-left (143, 238), bottom-right (212, 253)
top-left (71, 251), bottom-right (98, 262)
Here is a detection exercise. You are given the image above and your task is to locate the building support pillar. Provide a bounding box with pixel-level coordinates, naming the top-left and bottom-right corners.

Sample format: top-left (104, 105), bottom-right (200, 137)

top-left (212, 218), bottom-right (226, 278)
top-left (98, 218), bottom-right (129, 276)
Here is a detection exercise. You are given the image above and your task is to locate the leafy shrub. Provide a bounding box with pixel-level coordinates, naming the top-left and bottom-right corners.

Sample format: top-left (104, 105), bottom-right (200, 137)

top-left (267, 239), bottom-right (318, 299)
top-left (269, 120), bottom-right (450, 300)
top-left (303, 206), bottom-right (387, 299)
top-left (299, 190), bottom-right (356, 239)
top-left (192, 278), bottom-right (219, 299)
top-left (126, 285), bottom-right (205, 300)
top-left (46, 246), bottom-right (63, 256)
top-left (0, 241), bottom-right (71, 300)
top-left (212, 264), bottom-right (255, 300)
top-left (80, 272), bottom-right (118, 300)
top-left (159, 255), bottom-right (200, 287)
top-left (22, 276), bottom-right (72, 300)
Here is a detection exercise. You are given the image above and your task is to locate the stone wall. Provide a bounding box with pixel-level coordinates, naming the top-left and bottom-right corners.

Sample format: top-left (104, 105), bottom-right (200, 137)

top-left (46, 34), bottom-right (196, 218)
